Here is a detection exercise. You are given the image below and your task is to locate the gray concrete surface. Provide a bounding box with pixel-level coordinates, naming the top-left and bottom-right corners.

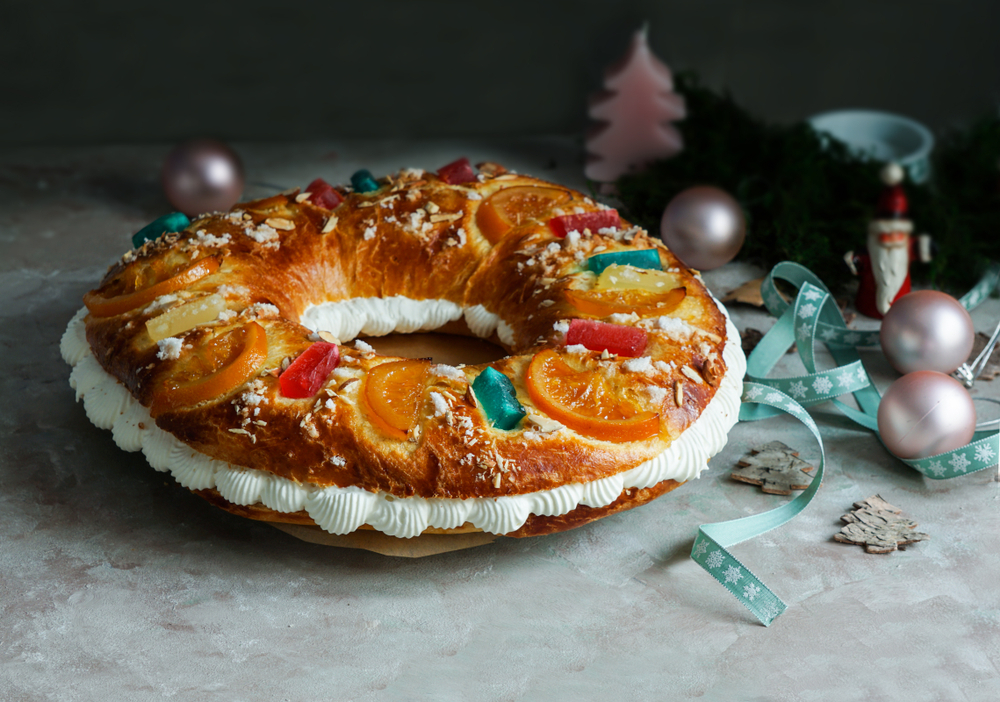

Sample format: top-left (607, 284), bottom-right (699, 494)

top-left (2, 139), bottom-right (999, 701)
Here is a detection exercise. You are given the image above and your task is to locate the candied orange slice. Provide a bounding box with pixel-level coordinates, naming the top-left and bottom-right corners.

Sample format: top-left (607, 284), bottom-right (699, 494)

top-left (151, 322), bottom-right (267, 417)
top-left (475, 186), bottom-right (573, 244)
top-left (565, 286), bottom-right (686, 318)
top-left (362, 359), bottom-right (432, 440)
top-left (525, 349), bottom-right (659, 442)
top-left (84, 256), bottom-right (221, 318)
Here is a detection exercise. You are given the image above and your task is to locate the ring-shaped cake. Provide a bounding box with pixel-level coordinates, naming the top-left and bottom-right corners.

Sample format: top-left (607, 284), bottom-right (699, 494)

top-left (62, 162), bottom-right (745, 538)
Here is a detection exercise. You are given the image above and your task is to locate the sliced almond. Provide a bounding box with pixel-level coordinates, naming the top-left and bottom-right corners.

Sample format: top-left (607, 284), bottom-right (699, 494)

top-left (430, 212), bottom-right (462, 223)
top-left (681, 366), bottom-right (705, 384)
top-left (464, 385), bottom-right (479, 408)
top-left (702, 357), bottom-right (724, 387)
top-left (674, 380), bottom-right (685, 407)
top-left (321, 215), bottom-right (338, 233)
top-left (265, 217), bottom-right (296, 231)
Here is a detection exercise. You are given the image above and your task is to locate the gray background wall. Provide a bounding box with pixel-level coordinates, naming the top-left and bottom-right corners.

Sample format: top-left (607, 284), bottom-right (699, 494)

top-left (5, 0), bottom-right (999, 146)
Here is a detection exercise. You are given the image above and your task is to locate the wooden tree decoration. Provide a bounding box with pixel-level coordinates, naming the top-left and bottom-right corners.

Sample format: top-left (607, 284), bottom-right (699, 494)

top-left (732, 441), bottom-right (814, 495)
top-left (585, 25), bottom-right (686, 182)
top-left (834, 495), bottom-right (929, 554)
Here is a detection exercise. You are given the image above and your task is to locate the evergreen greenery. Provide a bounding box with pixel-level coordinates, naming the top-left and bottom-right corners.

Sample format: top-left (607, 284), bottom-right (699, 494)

top-left (614, 73), bottom-right (1000, 293)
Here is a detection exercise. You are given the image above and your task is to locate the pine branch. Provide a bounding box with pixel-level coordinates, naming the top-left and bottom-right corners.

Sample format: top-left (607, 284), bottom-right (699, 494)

top-left (614, 72), bottom-right (1000, 293)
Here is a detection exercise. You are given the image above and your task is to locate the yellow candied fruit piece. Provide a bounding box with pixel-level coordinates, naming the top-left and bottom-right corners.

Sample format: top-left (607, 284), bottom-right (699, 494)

top-left (146, 293), bottom-right (227, 342)
top-left (595, 265), bottom-right (683, 294)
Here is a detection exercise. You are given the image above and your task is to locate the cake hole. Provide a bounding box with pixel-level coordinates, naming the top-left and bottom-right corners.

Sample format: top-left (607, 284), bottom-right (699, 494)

top-left (362, 333), bottom-right (507, 366)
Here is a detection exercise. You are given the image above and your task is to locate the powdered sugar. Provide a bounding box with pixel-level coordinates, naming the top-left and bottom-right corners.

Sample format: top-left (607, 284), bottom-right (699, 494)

top-left (193, 229), bottom-right (232, 248)
top-left (430, 391), bottom-right (450, 417)
top-left (433, 365), bottom-right (466, 381)
top-left (623, 356), bottom-right (654, 373)
top-left (243, 223), bottom-right (280, 250)
top-left (156, 337), bottom-right (184, 360)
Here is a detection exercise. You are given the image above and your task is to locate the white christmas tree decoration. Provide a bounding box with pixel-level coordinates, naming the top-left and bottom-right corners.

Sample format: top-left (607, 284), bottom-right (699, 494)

top-left (585, 24), bottom-right (686, 182)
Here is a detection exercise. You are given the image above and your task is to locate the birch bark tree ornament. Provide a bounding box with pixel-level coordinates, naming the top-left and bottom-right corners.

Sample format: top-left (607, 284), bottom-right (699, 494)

top-left (834, 495), bottom-right (929, 554)
top-left (584, 25), bottom-right (686, 182)
top-left (732, 441), bottom-right (814, 495)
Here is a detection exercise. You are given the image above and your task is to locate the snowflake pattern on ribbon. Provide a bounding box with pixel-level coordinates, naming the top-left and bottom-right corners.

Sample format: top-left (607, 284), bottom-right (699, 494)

top-left (724, 565), bottom-right (743, 584)
top-left (976, 443), bottom-right (997, 463)
top-left (908, 434), bottom-right (1000, 479)
top-left (812, 376), bottom-right (833, 394)
top-left (691, 528), bottom-right (788, 627)
top-left (950, 453), bottom-right (971, 473)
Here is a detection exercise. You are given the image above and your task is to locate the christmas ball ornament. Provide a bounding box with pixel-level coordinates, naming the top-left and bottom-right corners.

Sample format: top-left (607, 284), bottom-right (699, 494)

top-left (659, 186), bottom-right (745, 270)
top-left (162, 139), bottom-right (245, 216)
top-left (877, 371), bottom-right (976, 459)
top-left (879, 290), bottom-right (974, 374)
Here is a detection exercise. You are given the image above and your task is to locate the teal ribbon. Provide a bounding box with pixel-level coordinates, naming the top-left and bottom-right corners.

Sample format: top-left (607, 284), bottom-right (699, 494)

top-left (693, 261), bottom-right (1000, 626)
top-left (692, 383), bottom-right (824, 626)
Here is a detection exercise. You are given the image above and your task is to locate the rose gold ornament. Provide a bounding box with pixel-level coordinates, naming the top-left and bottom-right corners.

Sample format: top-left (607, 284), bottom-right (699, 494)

top-left (659, 186), bottom-right (746, 270)
top-left (162, 139), bottom-right (244, 217)
top-left (877, 371), bottom-right (976, 459)
top-left (880, 290), bottom-right (974, 375)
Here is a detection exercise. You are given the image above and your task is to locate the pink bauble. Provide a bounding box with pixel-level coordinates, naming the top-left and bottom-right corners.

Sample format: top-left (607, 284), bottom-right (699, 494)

top-left (877, 371), bottom-right (976, 459)
top-left (880, 290), bottom-right (974, 374)
top-left (162, 139), bottom-right (245, 216)
top-left (659, 186), bottom-right (745, 270)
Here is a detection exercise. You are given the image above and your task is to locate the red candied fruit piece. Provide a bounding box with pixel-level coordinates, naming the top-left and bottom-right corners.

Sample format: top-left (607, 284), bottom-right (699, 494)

top-left (565, 319), bottom-right (647, 357)
top-left (549, 209), bottom-right (621, 238)
top-left (280, 342), bottom-right (341, 398)
top-left (437, 157), bottom-right (478, 185)
top-left (305, 178), bottom-right (343, 210)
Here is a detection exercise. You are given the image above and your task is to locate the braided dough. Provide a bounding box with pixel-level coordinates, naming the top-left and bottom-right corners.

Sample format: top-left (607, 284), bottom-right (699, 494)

top-left (63, 164), bottom-right (745, 538)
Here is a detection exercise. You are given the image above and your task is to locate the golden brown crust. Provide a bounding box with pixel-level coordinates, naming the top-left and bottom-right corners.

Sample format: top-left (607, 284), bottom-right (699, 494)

top-left (83, 166), bottom-right (728, 511)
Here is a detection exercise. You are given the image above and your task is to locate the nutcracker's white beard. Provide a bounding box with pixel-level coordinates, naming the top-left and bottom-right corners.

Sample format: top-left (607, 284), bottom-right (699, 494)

top-left (868, 232), bottom-right (909, 315)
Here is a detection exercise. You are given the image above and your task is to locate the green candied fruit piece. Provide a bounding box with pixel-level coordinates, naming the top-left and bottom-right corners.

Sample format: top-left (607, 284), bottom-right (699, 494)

top-left (472, 366), bottom-right (526, 431)
top-left (132, 212), bottom-right (191, 248)
top-left (350, 169), bottom-right (380, 194)
top-left (587, 248), bottom-right (662, 275)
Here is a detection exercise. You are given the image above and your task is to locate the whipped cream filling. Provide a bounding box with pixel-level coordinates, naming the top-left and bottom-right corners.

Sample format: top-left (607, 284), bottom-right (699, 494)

top-left (301, 296), bottom-right (463, 340)
top-left (62, 298), bottom-right (745, 538)
top-left (463, 304), bottom-right (500, 339)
